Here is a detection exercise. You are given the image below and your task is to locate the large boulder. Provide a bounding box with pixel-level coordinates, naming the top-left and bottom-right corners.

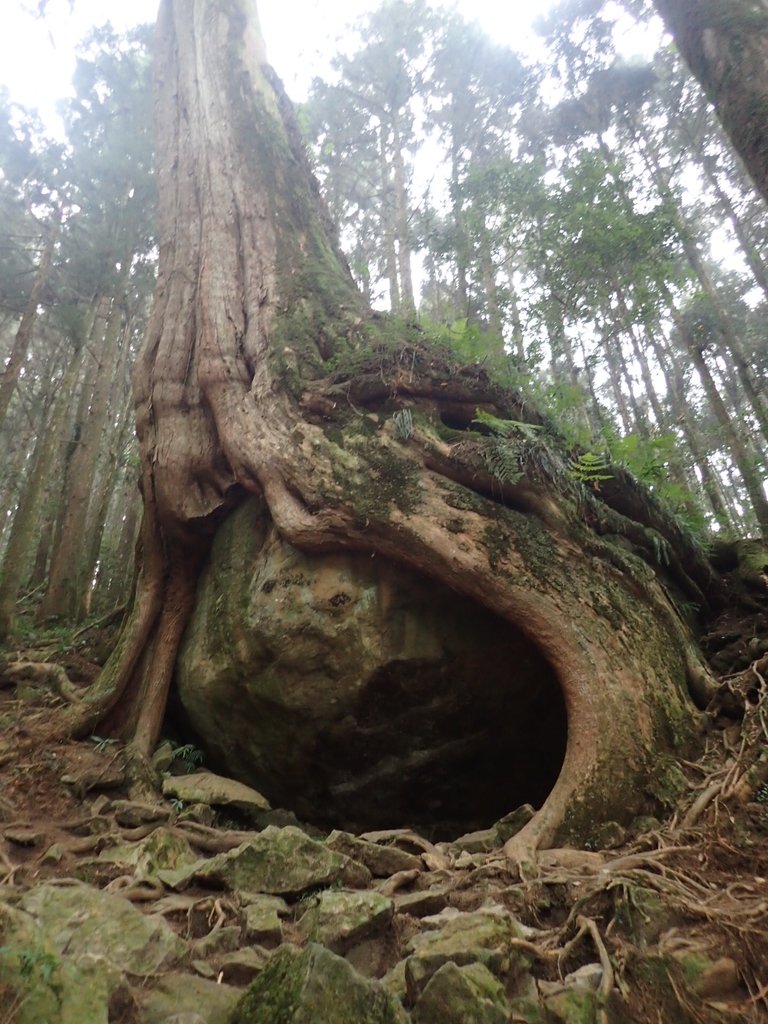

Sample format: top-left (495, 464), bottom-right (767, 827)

top-left (227, 943), bottom-right (408, 1024)
top-left (176, 499), bottom-right (567, 839)
top-left (0, 882), bottom-right (186, 1024)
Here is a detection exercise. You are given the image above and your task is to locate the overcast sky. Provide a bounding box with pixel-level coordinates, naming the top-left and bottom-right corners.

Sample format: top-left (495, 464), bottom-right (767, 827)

top-left (1, 0), bottom-right (562, 131)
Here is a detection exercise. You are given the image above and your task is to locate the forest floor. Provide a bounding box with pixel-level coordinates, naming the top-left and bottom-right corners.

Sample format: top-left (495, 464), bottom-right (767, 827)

top-left (1, 587), bottom-right (768, 1022)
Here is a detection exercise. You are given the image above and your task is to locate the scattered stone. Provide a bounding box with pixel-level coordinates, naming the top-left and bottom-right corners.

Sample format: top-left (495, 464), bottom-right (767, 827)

top-left (111, 799), bottom-right (170, 827)
top-left (159, 825), bottom-right (352, 896)
top-left (0, 900), bottom-right (127, 1024)
top-left (494, 805), bottom-right (535, 844)
top-left (394, 888), bottom-right (449, 918)
top-left (177, 801), bottom-right (216, 826)
top-left (215, 945), bottom-right (272, 985)
top-left (191, 959), bottom-right (218, 979)
top-left (61, 761), bottom-right (126, 795)
top-left (543, 987), bottom-right (598, 1024)
top-left (412, 961), bottom-right (511, 1023)
top-left (136, 971), bottom-right (240, 1024)
top-left (151, 739), bottom-right (175, 773)
top-left (19, 881), bottom-right (186, 976)
top-left (242, 894), bottom-right (286, 946)
top-left (297, 889), bottom-right (393, 953)
top-left (453, 850), bottom-right (478, 869)
top-left (191, 924), bottom-right (243, 959)
top-left (40, 842), bottom-right (64, 864)
top-left (631, 814), bottom-right (662, 835)
top-left (98, 825), bottom-right (198, 880)
top-left (162, 770), bottom-right (271, 816)
top-left (340, 856), bottom-right (373, 888)
top-left (404, 907), bottom-right (528, 1001)
top-left (4, 827), bottom-right (43, 846)
top-left (252, 807), bottom-right (312, 831)
top-left (326, 829), bottom-right (422, 877)
top-left (228, 943), bottom-right (409, 1023)
top-left (381, 959), bottom-right (408, 1003)
top-left (564, 962), bottom-right (603, 990)
top-left (450, 827), bottom-right (498, 855)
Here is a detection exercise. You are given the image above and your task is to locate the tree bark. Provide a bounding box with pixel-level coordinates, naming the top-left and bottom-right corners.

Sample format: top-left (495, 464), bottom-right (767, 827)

top-left (66, 0), bottom-right (718, 859)
top-left (653, 0), bottom-right (768, 205)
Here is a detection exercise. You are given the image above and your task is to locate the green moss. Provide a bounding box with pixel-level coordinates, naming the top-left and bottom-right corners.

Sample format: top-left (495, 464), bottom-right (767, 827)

top-left (228, 945), bottom-right (303, 1023)
top-left (542, 988), bottom-right (598, 1024)
top-left (229, 944), bottom-right (405, 1024)
top-left (644, 756), bottom-right (689, 812)
top-left (482, 522), bottom-right (510, 573)
top-left (679, 953), bottom-right (712, 987)
top-left (332, 441), bottom-right (421, 523)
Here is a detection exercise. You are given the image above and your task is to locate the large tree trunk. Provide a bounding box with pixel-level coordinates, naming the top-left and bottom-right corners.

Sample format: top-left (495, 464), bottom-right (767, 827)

top-left (653, 0), bottom-right (768, 206)
top-left (66, 0), bottom-right (719, 860)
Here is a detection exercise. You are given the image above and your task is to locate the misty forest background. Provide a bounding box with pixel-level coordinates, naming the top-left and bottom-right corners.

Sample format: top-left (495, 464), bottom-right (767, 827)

top-left (0, 0), bottom-right (767, 640)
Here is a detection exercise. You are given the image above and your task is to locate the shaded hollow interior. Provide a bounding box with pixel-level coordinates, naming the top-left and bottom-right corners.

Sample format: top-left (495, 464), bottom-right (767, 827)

top-left (173, 617), bottom-right (568, 843)
top-left (314, 638), bottom-right (568, 840)
top-left (172, 508), bottom-right (569, 842)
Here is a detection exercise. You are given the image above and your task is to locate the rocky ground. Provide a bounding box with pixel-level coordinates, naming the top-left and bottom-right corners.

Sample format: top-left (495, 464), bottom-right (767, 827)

top-left (1, 576), bottom-right (768, 1023)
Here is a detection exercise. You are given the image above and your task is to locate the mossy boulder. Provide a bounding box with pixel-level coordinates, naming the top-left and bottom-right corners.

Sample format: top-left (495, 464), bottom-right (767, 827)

top-left (18, 882), bottom-right (185, 975)
top-left (227, 943), bottom-right (409, 1023)
top-left (325, 830), bottom-right (422, 877)
top-left (404, 907), bottom-right (528, 1001)
top-left (97, 825), bottom-right (198, 879)
top-left (296, 889), bottom-right (394, 953)
top-left (138, 971), bottom-right (240, 1024)
top-left (0, 882), bottom-right (186, 1024)
top-left (411, 961), bottom-right (511, 1023)
top-left (159, 825), bottom-right (354, 895)
top-left (177, 498), bottom-right (567, 839)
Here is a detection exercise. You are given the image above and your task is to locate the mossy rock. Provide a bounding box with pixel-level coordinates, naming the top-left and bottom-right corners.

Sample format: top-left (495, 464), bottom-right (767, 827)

top-left (411, 961), bottom-right (511, 1023)
top-left (296, 889), bottom-right (393, 953)
top-left (227, 943), bottom-right (408, 1023)
top-left (543, 988), bottom-right (598, 1024)
top-left (404, 907), bottom-right (528, 1001)
top-left (160, 825), bottom-right (351, 896)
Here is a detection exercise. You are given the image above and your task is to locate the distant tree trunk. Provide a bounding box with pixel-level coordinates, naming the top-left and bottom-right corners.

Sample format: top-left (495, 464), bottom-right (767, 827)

top-left (649, 328), bottom-right (731, 529)
top-left (477, 224), bottom-right (504, 356)
top-left (93, 464), bottom-right (141, 614)
top-left (378, 133), bottom-right (401, 311)
top-left (700, 154), bottom-right (768, 303)
top-left (390, 111), bottom-right (415, 314)
top-left (79, 392), bottom-right (135, 619)
top-left (61, 0), bottom-right (719, 862)
top-left (683, 327), bottom-right (768, 532)
top-left (506, 267), bottom-right (527, 367)
top-left (0, 341), bottom-right (85, 640)
top-left (653, 0), bottom-right (768, 205)
top-left (0, 206), bottom-right (61, 431)
top-left (40, 284), bottom-right (129, 622)
top-left (638, 135), bottom-right (768, 444)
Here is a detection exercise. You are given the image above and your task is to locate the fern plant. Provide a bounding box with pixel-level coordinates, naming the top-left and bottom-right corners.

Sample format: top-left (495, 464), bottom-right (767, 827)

top-left (568, 451), bottom-right (613, 490)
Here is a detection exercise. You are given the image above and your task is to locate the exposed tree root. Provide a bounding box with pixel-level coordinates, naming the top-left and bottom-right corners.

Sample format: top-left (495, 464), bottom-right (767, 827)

top-left (0, 660), bottom-right (81, 703)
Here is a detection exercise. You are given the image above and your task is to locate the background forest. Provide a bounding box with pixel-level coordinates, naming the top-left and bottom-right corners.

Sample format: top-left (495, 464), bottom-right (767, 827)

top-left (0, 0), bottom-right (766, 639)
